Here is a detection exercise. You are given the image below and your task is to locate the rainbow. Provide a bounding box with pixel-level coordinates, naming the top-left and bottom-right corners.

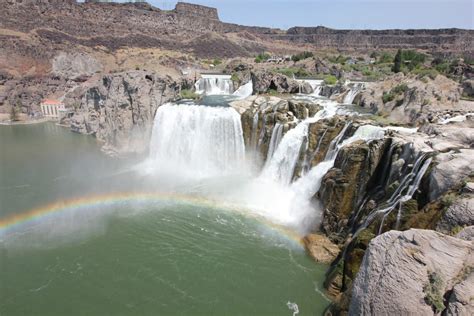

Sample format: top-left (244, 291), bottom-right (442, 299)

top-left (0, 191), bottom-right (225, 235)
top-left (0, 192), bottom-right (303, 244)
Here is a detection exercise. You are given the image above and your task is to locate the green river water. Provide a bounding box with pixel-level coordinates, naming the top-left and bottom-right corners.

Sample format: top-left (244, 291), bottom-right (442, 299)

top-left (0, 123), bottom-right (329, 315)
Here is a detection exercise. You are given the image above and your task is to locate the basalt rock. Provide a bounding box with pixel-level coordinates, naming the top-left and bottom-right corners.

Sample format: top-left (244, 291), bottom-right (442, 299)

top-left (349, 229), bottom-right (474, 315)
top-left (52, 52), bottom-right (102, 81)
top-left (251, 71), bottom-right (300, 94)
top-left (69, 71), bottom-right (178, 156)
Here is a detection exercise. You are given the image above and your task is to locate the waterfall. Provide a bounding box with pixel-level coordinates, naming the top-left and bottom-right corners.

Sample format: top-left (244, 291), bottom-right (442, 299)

top-left (148, 103), bottom-right (245, 178)
top-left (232, 81), bottom-right (253, 99)
top-left (291, 124), bottom-right (385, 201)
top-left (195, 75), bottom-right (233, 95)
top-left (350, 153), bottom-right (432, 237)
top-left (266, 123), bottom-right (284, 160)
top-left (296, 79), bottom-right (324, 96)
top-left (260, 103), bottom-right (339, 185)
top-left (343, 82), bottom-right (365, 104)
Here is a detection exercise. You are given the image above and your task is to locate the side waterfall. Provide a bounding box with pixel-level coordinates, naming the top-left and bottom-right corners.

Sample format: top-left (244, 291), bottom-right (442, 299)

top-left (343, 82), bottom-right (365, 104)
top-left (195, 75), bottom-right (233, 95)
top-left (232, 81), bottom-right (253, 99)
top-left (149, 103), bottom-right (245, 178)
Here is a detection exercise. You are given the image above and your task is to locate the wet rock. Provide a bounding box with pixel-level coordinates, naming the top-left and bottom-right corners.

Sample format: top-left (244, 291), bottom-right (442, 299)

top-left (350, 229), bottom-right (474, 315)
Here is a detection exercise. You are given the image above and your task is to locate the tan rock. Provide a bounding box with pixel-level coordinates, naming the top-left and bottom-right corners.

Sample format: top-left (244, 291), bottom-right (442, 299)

top-left (303, 233), bottom-right (340, 264)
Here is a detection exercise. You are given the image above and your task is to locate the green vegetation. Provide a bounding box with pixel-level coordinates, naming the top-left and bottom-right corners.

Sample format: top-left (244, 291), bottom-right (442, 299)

top-left (10, 100), bottom-right (21, 121)
top-left (255, 53), bottom-right (271, 63)
top-left (392, 49), bottom-right (427, 73)
top-left (230, 73), bottom-right (239, 83)
top-left (378, 52), bottom-right (393, 64)
top-left (391, 83), bottom-right (409, 94)
top-left (291, 51), bottom-right (314, 62)
top-left (328, 55), bottom-right (349, 64)
top-left (180, 89), bottom-right (199, 100)
top-left (382, 92), bottom-right (395, 104)
top-left (212, 59), bottom-right (222, 66)
top-left (424, 272), bottom-right (445, 314)
top-left (324, 75), bottom-right (338, 85)
top-left (276, 67), bottom-right (310, 78)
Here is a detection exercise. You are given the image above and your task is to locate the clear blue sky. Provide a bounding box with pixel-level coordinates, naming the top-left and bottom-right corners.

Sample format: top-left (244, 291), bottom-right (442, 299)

top-left (146, 0), bottom-right (473, 30)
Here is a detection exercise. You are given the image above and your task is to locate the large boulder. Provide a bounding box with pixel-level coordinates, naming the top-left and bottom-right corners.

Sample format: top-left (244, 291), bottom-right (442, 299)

top-left (436, 196), bottom-right (474, 234)
top-left (350, 229), bottom-right (474, 315)
top-left (70, 71), bottom-right (178, 156)
top-left (428, 149), bottom-right (474, 201)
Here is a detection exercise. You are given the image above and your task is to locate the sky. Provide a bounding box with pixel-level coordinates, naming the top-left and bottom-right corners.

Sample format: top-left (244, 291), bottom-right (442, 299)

top-left (143, 0), bottom-right (474, 30)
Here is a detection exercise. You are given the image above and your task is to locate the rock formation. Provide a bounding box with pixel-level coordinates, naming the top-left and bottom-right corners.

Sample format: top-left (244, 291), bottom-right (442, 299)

top-left (350, 229), bottom-right (474, 315)
top-left (69, 71), bottom-right (178, 155)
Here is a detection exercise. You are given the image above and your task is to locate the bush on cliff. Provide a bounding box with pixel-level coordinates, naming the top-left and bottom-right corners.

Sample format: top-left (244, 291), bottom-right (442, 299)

top-left (255, 53), bottom-right (271, 63)
top-left (324, 75), bottom-right (338, 85)
top-left (291, 51), bottom-right (314, 62)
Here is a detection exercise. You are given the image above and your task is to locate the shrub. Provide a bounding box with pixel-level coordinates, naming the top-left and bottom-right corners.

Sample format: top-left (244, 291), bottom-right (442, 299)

top-left (391, 84), bottom-right (409, 95)
top-left (378, 52), bottom-right (393, 64)
top-left (412, 68), bottom-right (438, 80)
top-left (255, 53), bottom-right (271, 63)
top-left (180, 89), bottom-right (199, 100)
top-left (393, 49), bottom-right (427, 72)
top-left (323, 75), bottom-right (338, 85)
top-left (277, 67), bottom-right (310, 78)
top-left (382, 92), bottom-right (395, 104)
top-left (424, 272), bottom-right (445, 314)
top-left (291, 51), bottom-right (314, 62)
top-left (212, 59), bottom-right (222, 66)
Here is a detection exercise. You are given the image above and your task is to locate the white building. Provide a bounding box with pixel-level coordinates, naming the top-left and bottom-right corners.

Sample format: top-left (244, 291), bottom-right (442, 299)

top-left (40, 99), bottom-right (66, 120)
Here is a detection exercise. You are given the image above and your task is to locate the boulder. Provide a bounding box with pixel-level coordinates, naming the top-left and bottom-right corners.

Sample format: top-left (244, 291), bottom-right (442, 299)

top-left (350, 229), bottom-right (474, 315)
top-left (251, 70), bottom-right (300, 94)
top-left (303, 234), bottom-right (340, 264)
top-left (437, 196), bottom-right (474, 234)
top-left (428, 149), bottom-right (474, 201)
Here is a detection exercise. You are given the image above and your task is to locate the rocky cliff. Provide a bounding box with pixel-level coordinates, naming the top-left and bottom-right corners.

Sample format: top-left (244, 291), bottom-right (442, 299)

top-left (68, 71), bottom-right (178, 156)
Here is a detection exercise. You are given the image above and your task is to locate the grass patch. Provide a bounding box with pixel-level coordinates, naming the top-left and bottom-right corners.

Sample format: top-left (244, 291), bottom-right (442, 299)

top-left (424, 272), bottom-right (445, 314)
top-left (255, 53), bottom-right (271, 63)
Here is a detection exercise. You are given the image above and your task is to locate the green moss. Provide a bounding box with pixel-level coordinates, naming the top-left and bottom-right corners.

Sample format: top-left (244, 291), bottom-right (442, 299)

top-left (424, 272), bottom-right (445, 314)
top-left (180, 89), bottom-right (199, 100)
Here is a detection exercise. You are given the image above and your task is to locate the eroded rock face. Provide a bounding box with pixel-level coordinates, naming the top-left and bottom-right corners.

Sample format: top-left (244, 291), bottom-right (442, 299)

top-left (52, 52), bottom-right (102, 80)
top-left (350, 229), bottom-right (474, 316)
top-left (437, 196), bottom-right (474, 234)
top-left (251, 71), bottom-right (301, 94)
top-left (70, 71), bottom-right (178, 155)
top-left (303, 234), bottom-right (340, 264)
top-left (428, 149), bottom-right (474, 201)
top-left (356, 73), bottom-right (463, 125)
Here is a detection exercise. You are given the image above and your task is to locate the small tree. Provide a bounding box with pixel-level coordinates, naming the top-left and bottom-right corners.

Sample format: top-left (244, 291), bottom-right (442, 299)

top-left (392, 49), bottom-right (402, 73)
top-left (10, 100), bottom-right (20, 121)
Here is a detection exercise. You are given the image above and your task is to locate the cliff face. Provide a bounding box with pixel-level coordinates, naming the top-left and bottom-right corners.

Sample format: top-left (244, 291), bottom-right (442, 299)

top-left (280, 26), bottom-right (474, 54)
top-left (68, 71), bottom-right (178, 156)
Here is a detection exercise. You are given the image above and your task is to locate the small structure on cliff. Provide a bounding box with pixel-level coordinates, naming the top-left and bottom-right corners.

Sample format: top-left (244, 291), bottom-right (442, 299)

top-left (40, 99), bottom-right (66, 120)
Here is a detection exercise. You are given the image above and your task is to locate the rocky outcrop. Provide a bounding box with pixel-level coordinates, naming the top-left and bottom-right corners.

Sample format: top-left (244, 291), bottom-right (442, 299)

top-left (303, 234), bottom-right (340, 264)
top-left (437, 196), bottom-right (474, 234)
top-left (238, 96), bottom-right (319, 164)
top-left (69, 71), bottom-right (178, 155)
top-left (428, 149), bottom-right (474, 201)
top-left (251, 71), bottom-right (301, 94)
top-left (52, 52), bottom-right (102, 81)
top-left (355, 74), bottom-right (463, 125)
top-left (350, 229), bottom-right (474, 315)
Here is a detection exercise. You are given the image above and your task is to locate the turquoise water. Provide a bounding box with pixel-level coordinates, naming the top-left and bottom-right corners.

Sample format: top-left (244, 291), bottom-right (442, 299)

top-left (0, 123), bottom-right (330, 315)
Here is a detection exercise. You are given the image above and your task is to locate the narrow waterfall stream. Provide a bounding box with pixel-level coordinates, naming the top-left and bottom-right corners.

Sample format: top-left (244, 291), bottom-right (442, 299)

top-left (195, 74), bottom-right (234, 95)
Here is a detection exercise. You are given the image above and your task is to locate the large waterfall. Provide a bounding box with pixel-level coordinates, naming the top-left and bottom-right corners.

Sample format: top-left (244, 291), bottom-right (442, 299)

top-left (195, 74), bottom-right (234, 95)
top-left (148, 103), bottom-right (245, 178)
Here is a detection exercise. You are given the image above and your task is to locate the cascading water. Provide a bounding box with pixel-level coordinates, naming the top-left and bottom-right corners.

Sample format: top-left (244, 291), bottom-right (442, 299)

top-left (261, 102), bottom-right (340, 185)
top-left (195, 75), bottom-right (234, 95)
top-left (148, 103), bottom-right (245, 178)
top-left (296, 79), bottom-right (324, 96)
top-left (343, 82), bottom-right (365, 104)
top-left (232, 81), bottom-right (253, 99)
